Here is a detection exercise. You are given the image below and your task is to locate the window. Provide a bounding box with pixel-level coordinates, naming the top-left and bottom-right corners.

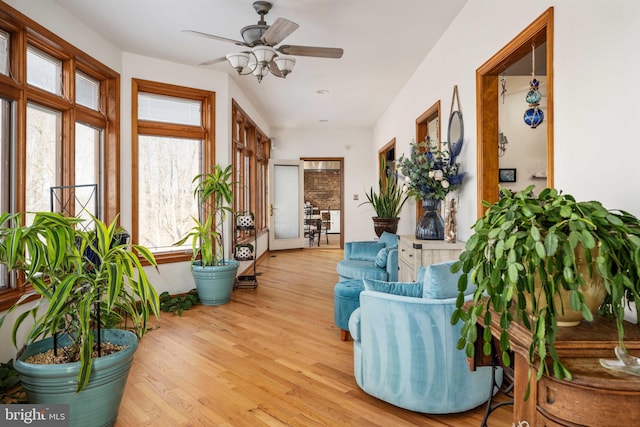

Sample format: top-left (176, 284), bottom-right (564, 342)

top-left (132, 79), bottom-right (215, 261)
top-left (232, 100), bottom-right (270, 233)
top-left (0, 97), bottom-right (11, 290)
top-left (75, 71), bottom-right (100, 110)
top-left (27, 46), bottom-right (62, 95)
top-left (0, 2), bottom-right (120, 309)
top-left (0, 30), bottom-right (8, 76)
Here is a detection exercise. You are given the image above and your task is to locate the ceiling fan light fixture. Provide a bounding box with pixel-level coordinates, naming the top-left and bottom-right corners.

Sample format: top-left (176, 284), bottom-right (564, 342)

top-left (274, 56), bottom-right (295, 77)
top-left (252, 63), bottom-right (269, 83)
top-left (226, 52), bottom-right (251, 74)
top-left (252, 45), bottom-right (276, 66)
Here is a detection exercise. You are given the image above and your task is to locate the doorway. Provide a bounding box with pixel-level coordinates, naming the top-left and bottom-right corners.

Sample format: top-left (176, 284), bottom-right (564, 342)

top-left (476, 7), bottom-right (554, 216)
top-left (301, 157), bottom-right (344, 249)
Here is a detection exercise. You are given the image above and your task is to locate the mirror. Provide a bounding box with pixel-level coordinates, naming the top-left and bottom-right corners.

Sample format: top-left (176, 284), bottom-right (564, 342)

top-left (448, 85), bottom-right (463, 144)
top-left (448, 110), bottom-right (463, 144)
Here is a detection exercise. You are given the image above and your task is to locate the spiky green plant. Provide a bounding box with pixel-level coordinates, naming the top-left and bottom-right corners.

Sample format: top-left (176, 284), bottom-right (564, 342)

top-left (360, 158), bottom-right (409, 218)
top-left (0, 212), bottom-right (160, 392)
top-left (175, 164), bottom-right (236, 266)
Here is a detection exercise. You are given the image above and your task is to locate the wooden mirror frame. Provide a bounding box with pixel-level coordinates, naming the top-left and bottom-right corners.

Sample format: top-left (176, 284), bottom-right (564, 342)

top-left (476, 8), bottom-right (554, 216)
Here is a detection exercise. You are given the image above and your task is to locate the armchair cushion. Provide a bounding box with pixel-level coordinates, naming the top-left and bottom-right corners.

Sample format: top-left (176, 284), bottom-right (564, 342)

top-left (350, 242), bottom-right (385, 261)
top-left (374, 245), bottom-right (397, 268)
top-left (422, 261), bottom-right (476, 300)
top-left (363, 278), bottom-right (423, 298)
top-left (378, 231), bottom-right (398, 248)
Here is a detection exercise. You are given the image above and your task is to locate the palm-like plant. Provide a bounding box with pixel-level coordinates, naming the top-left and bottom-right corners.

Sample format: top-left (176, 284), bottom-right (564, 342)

top-left (0, 211), bottom-right (160, 391)
top-left (175, 164), bottom-right (235, 266)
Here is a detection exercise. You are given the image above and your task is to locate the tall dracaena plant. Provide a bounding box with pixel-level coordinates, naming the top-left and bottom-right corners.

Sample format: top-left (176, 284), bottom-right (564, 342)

top-left (0, 211), bottom-right (159, 392)
top-left (176, 164), bottom-right (235, 267)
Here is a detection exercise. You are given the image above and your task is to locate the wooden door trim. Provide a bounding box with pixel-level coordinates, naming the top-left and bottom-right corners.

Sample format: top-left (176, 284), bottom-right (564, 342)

top-left (476, 7), bottom-right (554, 216)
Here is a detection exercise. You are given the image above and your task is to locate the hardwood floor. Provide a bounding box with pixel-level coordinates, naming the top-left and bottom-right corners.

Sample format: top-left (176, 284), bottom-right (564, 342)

top-left (116, 248), bottom-right (513, 426)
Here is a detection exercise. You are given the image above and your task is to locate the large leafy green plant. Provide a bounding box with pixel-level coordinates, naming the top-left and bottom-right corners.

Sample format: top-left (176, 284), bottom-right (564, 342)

top-left (0, 212), bottom-right (160, 392)
top-left (175, 164), bottom-right (235, 266)
top-left (360, 158), bottom-right (409, 218)
top-left (451, 186), bottom-right (640, 384)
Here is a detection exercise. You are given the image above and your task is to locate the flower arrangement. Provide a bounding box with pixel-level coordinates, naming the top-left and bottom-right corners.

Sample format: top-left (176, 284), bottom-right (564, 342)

top-left (398, 138), bottom-right (465, 201)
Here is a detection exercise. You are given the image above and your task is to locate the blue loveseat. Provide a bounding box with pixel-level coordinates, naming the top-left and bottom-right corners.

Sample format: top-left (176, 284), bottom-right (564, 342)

top-left (348, 260), bottom-right (501, 414)
top-left (336, 231), bottom-right (398, 282)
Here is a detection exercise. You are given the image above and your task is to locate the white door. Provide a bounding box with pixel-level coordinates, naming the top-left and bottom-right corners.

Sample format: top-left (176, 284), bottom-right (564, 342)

top-left (268, 159), bottom-right (305, 250)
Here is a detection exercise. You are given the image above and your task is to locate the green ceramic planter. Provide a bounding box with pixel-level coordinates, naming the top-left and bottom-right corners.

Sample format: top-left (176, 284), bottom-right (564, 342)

top-left (14, 329), bottom-right (138, 427)
top-left (192, 259), bottom-right (239, 305)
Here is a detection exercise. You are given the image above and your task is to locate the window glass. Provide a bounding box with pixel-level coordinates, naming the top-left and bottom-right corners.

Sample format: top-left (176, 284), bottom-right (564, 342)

top-left (26, 103), bottom-right (60, 222)
top-left (75, 71), bottom-right (100, 110)
top-left (137, 135), bottom-right (201, 252)
top-left (138, 93), bottom-right (201, 126)
top-left (74, 122), bottom-right (102, 221)
top-left (0, 30), bottom-right (8, 76)
top-left (27, 46), bottom-right (62, 95)
top-left (0, 98), bottom-right (10, 290)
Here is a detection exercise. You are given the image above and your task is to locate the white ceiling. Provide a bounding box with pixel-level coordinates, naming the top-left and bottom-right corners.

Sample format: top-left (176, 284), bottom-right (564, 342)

top-left (54, 0), bottom-right (468, 130)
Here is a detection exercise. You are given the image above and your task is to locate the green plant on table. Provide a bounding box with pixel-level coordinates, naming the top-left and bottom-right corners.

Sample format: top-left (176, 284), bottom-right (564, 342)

top-left (451, 186), bottom-right (640, 387)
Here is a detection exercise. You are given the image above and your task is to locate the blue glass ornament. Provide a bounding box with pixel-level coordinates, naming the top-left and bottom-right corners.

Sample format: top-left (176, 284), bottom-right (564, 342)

top-left (526, 89), bottom-right (541, 104)
top-left (524, 107), bottom-right (544, 128)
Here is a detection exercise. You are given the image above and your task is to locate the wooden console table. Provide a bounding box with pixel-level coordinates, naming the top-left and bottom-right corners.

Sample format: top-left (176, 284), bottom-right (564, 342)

top-left (473, 312), bottom-right (640, 426)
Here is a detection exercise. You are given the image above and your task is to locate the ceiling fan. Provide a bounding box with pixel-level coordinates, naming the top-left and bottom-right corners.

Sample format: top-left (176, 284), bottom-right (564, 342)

top-left (183, 1), bottom-right (344, 82)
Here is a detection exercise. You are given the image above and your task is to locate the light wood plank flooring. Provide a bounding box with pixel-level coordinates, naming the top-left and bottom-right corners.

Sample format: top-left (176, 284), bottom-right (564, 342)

top-left (116, 248), bottom-right (512, 426)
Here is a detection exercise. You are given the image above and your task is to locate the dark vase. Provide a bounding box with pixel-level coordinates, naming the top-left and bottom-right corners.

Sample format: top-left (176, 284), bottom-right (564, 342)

top-left (415, 199), bottom-right (444, 240)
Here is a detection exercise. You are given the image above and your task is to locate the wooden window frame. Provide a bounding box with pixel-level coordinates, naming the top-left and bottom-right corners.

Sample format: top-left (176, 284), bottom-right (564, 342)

top-left (231, 100), bottom-right (270, 239)
top-left (131, 78), bottom-right (216, 264)
top-left (0, 2), bottom-right (119, 311)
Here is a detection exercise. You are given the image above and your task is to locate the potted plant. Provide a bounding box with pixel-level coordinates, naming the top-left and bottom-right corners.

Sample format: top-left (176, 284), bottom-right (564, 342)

top-left (451, 186), bottom-right (640, 385)
top-left (360, 158), bottom-right (409, 237)
top-left (175, 164), bottom-right (239, 305)
top-left (0, 211), bottom-right (160, 426)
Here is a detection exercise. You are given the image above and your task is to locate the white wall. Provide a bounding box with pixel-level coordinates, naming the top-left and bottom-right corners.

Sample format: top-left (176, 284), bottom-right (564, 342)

top-left (374, 0), bottom-right (640, 242)
top-left (271, 127), bottom-right (376, 242)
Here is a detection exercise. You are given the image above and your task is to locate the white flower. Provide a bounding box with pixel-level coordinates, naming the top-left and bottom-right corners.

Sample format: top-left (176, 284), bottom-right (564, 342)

top-left (428, 171), bottom-right (435, 178)
top-left (441, 179), bottom-right (450, 189)
top-left (433, 170), bottom-right (444, 180)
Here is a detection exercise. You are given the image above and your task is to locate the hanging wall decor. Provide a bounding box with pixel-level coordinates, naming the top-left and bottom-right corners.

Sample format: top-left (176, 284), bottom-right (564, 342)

top-left (523, 43), bottom-right (544, 128)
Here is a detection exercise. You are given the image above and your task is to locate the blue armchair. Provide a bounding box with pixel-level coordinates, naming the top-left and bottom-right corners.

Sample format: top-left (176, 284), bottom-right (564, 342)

top-left (336, 231), bottom-right (398, 282)
top-left (348, 260), bottom-right (501, 414)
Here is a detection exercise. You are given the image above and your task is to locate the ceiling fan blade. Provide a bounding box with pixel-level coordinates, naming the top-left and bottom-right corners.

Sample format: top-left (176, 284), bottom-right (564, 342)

top-left (277, 45), bottom-right (344, 58)
top-left (199, 56), bottom-right (228, 66)
top-left (182, 30), bottom-right (247, 47)
top-left (261, 18), bottom-right (299, 46)
top-left (268, 60), bottom-right (283, 78)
